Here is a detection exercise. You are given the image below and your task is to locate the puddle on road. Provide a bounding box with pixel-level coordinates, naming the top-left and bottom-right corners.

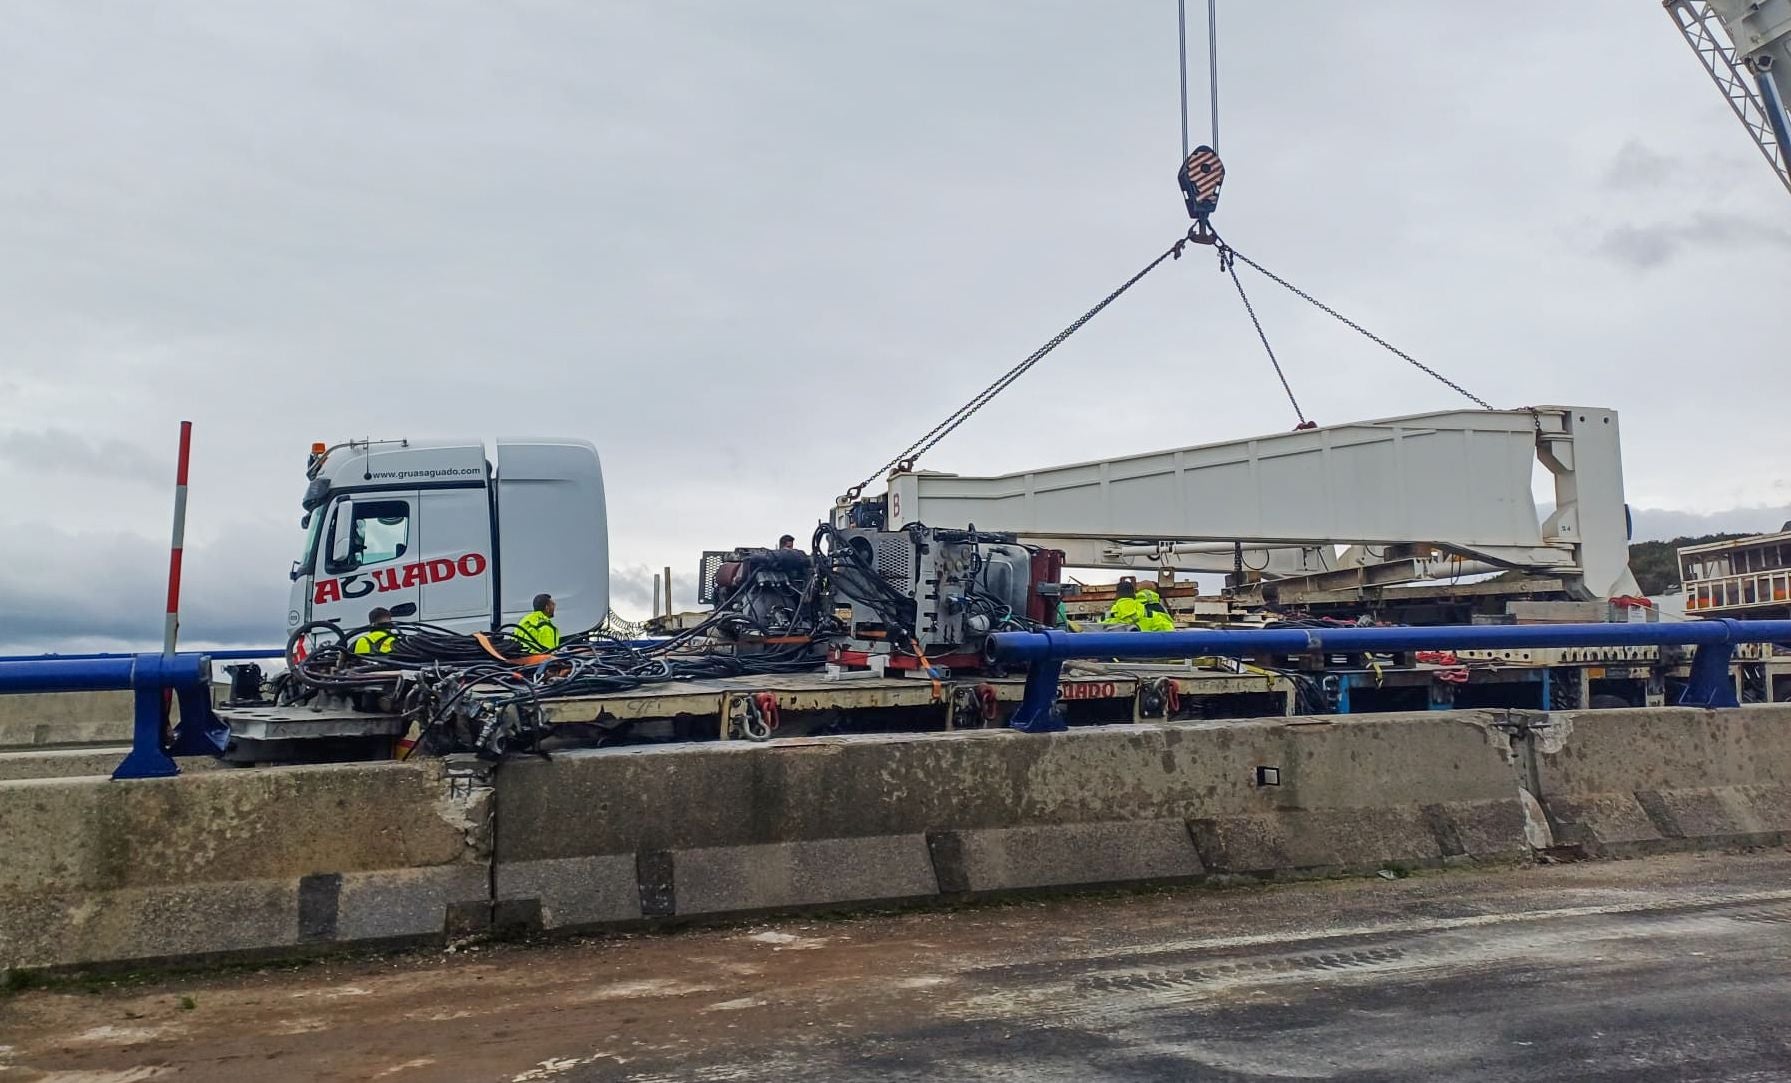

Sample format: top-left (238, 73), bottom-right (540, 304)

top-left (744, 930), bottom-right (828, 950)
top-left (66, 1024), bottom-right (180, 1046)
top-left (567, 978), bottom-right (718, 1004)
top-left (25, 1070), bottom-right (174, 1083)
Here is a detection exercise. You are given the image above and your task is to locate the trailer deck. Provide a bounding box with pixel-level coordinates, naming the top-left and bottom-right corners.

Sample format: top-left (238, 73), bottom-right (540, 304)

top-left (213, 639), bottom-right (1791, 762)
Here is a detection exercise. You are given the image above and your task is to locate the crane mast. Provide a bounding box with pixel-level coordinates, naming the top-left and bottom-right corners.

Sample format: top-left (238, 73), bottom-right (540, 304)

top-left (1666, 0), bottom-right (1791, 195)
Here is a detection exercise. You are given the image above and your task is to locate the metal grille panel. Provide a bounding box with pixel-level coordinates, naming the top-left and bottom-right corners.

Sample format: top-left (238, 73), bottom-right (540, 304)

top-left (697, 551), bottom-right (731, 606)
top-left (872, 537), bottom-right (915, 587)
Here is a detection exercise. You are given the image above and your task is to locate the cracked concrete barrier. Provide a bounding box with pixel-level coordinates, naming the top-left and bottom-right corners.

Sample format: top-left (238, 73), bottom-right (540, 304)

top-left (493, 712), bottom-right (1529, 932)
top-left (0, 759), bottom-right (492, 971)
top-left (1527, 704), bottom-right (1791, 857)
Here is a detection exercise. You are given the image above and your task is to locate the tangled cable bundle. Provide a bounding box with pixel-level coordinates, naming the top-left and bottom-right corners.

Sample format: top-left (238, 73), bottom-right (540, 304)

top-left (281, 531), bottom-right (895, 758)
top-left (282, 608), bottom-right (826, 758)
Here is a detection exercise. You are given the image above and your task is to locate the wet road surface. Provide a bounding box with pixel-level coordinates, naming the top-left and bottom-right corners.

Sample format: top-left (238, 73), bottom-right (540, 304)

top-left (5, 850), bottom-right (1791, 1081)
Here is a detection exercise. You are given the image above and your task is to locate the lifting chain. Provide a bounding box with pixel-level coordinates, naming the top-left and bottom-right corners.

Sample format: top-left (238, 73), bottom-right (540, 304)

top-left (844, 152), bottom-right (1497, 500)
top-left (1212, 233), bottom-right (1494, 412)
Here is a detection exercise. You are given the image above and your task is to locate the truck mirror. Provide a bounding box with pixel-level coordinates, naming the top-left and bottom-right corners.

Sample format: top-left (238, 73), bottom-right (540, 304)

top-left (329, 499), bottom-right (356, 568)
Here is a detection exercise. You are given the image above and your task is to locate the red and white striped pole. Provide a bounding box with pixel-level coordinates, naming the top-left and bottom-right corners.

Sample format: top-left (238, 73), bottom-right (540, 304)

top-left (164, 420), bottom-right (193, 660)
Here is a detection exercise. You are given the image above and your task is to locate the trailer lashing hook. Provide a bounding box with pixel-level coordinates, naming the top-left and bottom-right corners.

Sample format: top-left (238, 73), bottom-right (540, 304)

top-left (743, 691), bottom-right (780, 741)
top-left (1140, 677), bottom-right (1183, 720)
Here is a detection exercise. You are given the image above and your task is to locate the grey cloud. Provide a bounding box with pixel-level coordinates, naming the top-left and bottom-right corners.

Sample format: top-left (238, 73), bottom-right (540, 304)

top-left (609, 564), bottom-right (693, 620)
top-left (0, 521), bottom-right (290, 653)
top-left (1602, 140), bottom-right (1681, 192)
top-left (1630, 504), bottom-right (1791, 543)
top-left (1594, 211), bottom-right (1791, 269)
top-left (0, 428), bottom-right (168, 485)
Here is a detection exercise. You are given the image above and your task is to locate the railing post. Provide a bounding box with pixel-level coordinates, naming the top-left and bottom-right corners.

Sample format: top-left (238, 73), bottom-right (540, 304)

top-left (1680, 642), bottom-right (1740, 708)
top-left (110, 653), bottom-right (227, 781)
top-left (1008, 657), bottom-right (1066, 733)
top-left (113, 655), bottom-right (182, 780)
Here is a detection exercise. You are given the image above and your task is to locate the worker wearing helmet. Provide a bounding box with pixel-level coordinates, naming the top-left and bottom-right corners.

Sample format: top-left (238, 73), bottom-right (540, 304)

top-left (515, 593), bottom-right (560, 651)
top-left (352, 607), bottom-right (397, 655)
top-left (1135, 586), bottom-right (1177, 632)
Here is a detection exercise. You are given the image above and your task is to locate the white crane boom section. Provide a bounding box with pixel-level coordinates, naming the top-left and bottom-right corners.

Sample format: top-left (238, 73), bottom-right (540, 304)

top-left (868, 406), bottom-right (1638, 600)
top-left (1668, 0), bottom-right (1791, 194)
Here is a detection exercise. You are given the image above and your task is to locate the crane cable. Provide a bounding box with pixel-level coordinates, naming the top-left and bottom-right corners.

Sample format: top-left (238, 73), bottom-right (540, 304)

top-left (1177, 0), bottom-right (1219, 157)
top-left (842, 234), bottom-right (1191, 500)
top-left (844, 3), bottom-right (1491, 496)
top-left (1184, 0), bottom-right (1304, 428)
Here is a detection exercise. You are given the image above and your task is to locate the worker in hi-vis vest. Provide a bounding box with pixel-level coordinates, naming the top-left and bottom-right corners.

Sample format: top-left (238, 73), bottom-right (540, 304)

top-left (514, 593), bottom-right (560, 651)
top-left (1106, 581), bottom-right (1175, 632)
top-left (352, 606), bottom-right (397, 654)
top-left (1104, 581), bottom-right (1146, 628)
top-left (1134, 586), bottom-right (1177, 632)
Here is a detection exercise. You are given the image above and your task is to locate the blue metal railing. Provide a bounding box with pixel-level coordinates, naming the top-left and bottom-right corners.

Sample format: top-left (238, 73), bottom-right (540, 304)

top-left (0, 648), bottom-right (283, 664)
top-left (0, 653), bottom-right (230, 779)
top-left (987, 619), bottom-right (1791, 732)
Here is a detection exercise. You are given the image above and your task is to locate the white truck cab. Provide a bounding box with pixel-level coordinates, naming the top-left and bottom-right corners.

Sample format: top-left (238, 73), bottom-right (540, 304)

top-left (289, 438), bottom-right (608, 640)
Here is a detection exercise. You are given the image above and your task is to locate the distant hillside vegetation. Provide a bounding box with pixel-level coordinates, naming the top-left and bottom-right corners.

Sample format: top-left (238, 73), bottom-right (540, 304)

top-left (1628, 533), bottom-right (1751, 595)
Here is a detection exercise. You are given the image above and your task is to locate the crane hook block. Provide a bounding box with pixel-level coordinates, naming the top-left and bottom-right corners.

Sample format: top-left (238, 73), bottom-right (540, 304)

top-left (1179, 145), bottom-right (1225, 220)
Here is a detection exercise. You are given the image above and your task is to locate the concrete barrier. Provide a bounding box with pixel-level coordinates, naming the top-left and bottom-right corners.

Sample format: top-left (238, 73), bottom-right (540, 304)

top-left (492, 712), bottom-right (1529, 932)
top-left (0, 691), bottom-right (135, 748)
top-left (0, 748), bottom-right (226, 782)
top-left (0, 759), bottom-right (491, 970)
top-left (1526, 704), bottom-right (1791, 856)
top-left (9, 703), bottom-right (1791, 973)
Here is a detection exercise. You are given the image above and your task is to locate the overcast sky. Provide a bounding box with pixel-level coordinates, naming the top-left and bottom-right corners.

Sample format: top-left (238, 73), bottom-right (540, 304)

top-left (2, 2), bottom-right (1788, 652)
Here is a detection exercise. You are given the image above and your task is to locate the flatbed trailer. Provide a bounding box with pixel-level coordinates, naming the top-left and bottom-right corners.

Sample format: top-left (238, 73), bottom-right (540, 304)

top-left (214, 641), bottom-right (1791, 762)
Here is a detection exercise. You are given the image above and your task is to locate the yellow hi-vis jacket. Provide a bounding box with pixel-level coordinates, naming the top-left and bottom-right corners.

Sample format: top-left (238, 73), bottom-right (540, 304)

top-left (515, 610), bottom-right (560, 651)
top-left (352, 628), bottom-right (395, 654)
top-left (1135, 589), bottom-right (1176, 632)
top-left (1105, 596), bottom-right (1147, 627)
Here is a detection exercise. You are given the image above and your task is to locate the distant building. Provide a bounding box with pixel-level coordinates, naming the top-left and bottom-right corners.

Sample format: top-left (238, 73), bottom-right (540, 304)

top-left (1679, 525), bottom-right (1791, 619)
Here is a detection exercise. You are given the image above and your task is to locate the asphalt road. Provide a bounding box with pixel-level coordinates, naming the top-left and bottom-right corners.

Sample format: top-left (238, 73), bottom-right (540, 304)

top-left (5, 851), bottom-right (1791, 1082)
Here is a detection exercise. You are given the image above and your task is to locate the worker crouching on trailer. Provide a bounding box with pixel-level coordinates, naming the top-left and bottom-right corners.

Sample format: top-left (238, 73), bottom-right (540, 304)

top-left (1136, 587), bottom-right (1176, 631)
top-left (1104, 581), bottom-right (1175, 631)
top-left (352, 607), bottom-right (397, 654)
top-left (515, 593), bottom-right (560, 651)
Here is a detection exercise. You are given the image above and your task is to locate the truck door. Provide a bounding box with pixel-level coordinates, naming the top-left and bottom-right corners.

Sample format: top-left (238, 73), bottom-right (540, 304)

top-left (309, 492), bottom-right (423, 634)
top-left (416, 487), bottom-right (494, 632)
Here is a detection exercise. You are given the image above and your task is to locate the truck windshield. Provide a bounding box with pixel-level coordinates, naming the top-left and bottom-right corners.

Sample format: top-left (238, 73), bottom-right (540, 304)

top-left (291, 512), bottom-right (324, 581)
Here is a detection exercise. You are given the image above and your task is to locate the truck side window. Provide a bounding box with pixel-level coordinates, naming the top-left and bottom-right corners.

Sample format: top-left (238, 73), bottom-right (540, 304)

top-left (336, 500), bottom-right (410, 570)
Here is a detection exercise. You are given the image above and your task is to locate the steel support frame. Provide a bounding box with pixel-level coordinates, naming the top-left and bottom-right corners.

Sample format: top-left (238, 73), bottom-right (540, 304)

top-left (989, 620), bottom-right (1791, 730)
